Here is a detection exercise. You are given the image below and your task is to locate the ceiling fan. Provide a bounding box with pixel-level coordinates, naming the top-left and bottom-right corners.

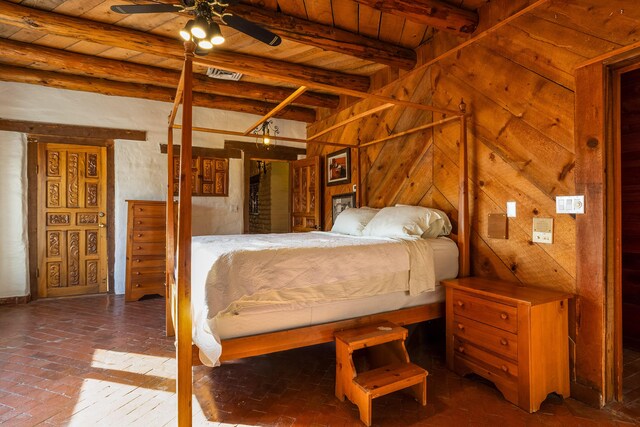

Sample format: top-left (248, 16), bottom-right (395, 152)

top-left (110, 0), bottom-right (282, 54)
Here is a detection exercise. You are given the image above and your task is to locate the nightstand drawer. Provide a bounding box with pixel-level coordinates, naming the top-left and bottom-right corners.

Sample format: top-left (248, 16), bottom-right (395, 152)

top-left (132, 230), bottom-right (165, 243)
top-left (132, 216), bottom-right (165, 230)
top-left (453, 315), bottom-right (518, 361)
top-left (452, 290), bottom-right (518, 333)
top-left (132, 242), bottom-right (166, 256)
top-left (131, 204), bottom-right (165, 217)
top-left (454, 337), bottom-right (518, 380)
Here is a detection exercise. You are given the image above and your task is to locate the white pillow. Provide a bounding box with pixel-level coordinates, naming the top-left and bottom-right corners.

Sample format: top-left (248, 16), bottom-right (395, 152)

top-left (331, 207), bottom-right (379, 236)
top-left (362, 205), bottom-right (452, 238)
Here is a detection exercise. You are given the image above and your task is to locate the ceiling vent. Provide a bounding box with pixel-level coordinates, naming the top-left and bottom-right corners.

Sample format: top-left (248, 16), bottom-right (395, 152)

top-left (206, 68), bottom-right (243, 81)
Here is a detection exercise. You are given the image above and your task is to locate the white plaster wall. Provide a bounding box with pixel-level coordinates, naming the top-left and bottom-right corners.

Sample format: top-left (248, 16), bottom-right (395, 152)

top-left (0, 82), bottom-right (306, 296)
top-left (0, 132), bottom-right (29, 298)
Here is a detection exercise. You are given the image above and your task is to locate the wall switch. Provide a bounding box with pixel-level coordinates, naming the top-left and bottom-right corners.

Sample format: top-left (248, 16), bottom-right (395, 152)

top-left (532, 217), bottom-right (553, 244)
top-left (352, 184), bottom-right (357, 192)
top-left (556, 195), bottom-right (585, 214)
top-left (506, 201), bottom-right (516, 218)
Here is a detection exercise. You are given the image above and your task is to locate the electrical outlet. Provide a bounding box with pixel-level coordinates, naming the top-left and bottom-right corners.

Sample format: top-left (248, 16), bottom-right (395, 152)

top-left (352, 184), bottom-right (357, 192)
top-left (556, 195), bottom-right (585, 214)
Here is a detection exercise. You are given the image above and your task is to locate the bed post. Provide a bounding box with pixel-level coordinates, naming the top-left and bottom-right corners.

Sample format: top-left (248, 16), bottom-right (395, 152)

top-left (166, 126), bottom-right (175, 337)
top-left (458, 100), bottom-right (470, 277)
top-left (176, 41), bottom-right (195, 427)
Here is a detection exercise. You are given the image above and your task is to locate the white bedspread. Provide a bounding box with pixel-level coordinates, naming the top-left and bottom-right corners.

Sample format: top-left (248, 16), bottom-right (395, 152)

top-left (190, 231), bottom-right (439, 366)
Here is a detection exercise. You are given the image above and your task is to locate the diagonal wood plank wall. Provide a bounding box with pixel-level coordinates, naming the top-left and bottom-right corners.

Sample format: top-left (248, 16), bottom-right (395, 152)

top-left (308, 0), bottom-right (640, 405)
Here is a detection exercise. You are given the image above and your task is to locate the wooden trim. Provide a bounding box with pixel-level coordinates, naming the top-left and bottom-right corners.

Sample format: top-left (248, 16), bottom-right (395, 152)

top-left (27, 137), bottom-right (38, 300)
top-left (244, 86), bottom-right (308, 135)
top-left (0, 118), bottom-right (145, 141)
top-left (308, 103), bottom-right (395, 142)
top-left (576, 42), bottom-right (640, 70)
top-left (166, 127), bottom-right (176, 338)
top-left (458, 106), bottom-right (470, 277)
top-left (0, 295), bottom-right (31, 305)
top-left (219, 303), bottom-right (444, 362)
top-left (159, 144), bottom-right (242, 159)
top-left (358, 116), bottom-right (459, 148)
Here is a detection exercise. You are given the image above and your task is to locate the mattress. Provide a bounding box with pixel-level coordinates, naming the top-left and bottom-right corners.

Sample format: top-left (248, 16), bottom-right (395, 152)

top-left (190, 232), bottom-right (458, 366)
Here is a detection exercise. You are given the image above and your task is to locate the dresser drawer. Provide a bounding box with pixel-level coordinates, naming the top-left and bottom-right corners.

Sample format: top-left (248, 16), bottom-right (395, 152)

top-left (452, 290), bottom-right (518, 333)
top-left (453, 315), bottom-right (518, 361)
top-left (454, 337), bottom-right (518, 380)
top-left (129, 257), bottom-right (166, 269)
top-left (131, 204), bottom-right (166, 217)
top-left (132, 216), bottom-right (165, 230)
top-left (131, 230), bottom-right (165, 243)
top-left (130, 271), bottom-right (166, 290)
top-left (131, 242), bottom-right (166, 256)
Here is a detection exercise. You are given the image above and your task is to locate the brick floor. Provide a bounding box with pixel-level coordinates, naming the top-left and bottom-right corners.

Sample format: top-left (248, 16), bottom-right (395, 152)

top-left (0, 294), bottom-right (638, 426)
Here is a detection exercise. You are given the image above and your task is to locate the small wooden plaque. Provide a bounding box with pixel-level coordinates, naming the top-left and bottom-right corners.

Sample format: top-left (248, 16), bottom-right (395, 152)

top-left (488, 213), bottom-right (508, 239)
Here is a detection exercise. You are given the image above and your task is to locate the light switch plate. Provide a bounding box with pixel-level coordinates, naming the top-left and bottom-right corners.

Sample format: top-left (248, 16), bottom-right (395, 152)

top-left (532, 217), bottom-right (553, 244)
top-left (556, 195), bottom-right (585, 214)
top-left (507, 201), bottom-right (516, 218)
top-left (352, 184), bottom-right (357, 192)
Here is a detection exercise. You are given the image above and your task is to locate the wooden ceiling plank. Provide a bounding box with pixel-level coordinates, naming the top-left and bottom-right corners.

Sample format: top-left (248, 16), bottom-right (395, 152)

top-left (358, 4), bottom-right (382, 39)
top-left (227, 3), bottom-right (416, 69)
top-left (331, 0), bottom-right (358, 33)
top-left (0, 38), bottom-right (338, 109)
top-left (0, 0), bottom-right (370, 93)
top-left (0, 64), bottom-right (316, 122)
top-left (353, 0), bottom-right (479, 34)
top-left (303, 0), bottom-right (334, 26)
top-left (277, 0), bottom-right (308, 20)
top-left (378, 13), bottom-right (406, 47)
top-left (243, 86), bottom-right (308, 135)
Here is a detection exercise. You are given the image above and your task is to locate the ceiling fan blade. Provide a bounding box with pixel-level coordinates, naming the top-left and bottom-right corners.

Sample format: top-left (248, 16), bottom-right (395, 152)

top-left (222, 14), bottom-right (282, 46)
top-left (110, 4), bottom-right (183, 14)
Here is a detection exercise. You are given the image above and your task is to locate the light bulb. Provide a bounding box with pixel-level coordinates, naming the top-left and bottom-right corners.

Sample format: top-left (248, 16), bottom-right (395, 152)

top-left (211, 35), bottom-right (225, 45)
top-left (198, 39), bottom-right (213, 49)
top-left (191, 16), bottom-right (207, 39)
top-left (208, 22), bottom-right (225, 45)
top-left (263, 137), bottom-right (270, 145)
top-left (180, 20), bottom-right (194, 41)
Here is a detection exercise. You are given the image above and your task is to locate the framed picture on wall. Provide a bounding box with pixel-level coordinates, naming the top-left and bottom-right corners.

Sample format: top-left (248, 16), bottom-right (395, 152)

top-left (326, 148), bottom-right (351, 186)
top-left (332, 192), bottom-right (356, 224)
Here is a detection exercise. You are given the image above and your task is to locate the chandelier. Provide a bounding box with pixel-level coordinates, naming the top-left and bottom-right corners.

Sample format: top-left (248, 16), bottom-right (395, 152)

top-left (252, 120), bottom-right (279, 149)
top-left (178, 1), bottom-right (226, 52)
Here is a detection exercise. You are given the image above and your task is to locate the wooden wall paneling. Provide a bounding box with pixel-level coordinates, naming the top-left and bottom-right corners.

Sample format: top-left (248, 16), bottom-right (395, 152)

top-left (573, 63), bottom-right (607, 406)
top-left (331, 0), bottom-right (358, 33)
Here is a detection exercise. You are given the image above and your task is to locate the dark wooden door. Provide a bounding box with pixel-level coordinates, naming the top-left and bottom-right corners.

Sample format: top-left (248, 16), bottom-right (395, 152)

top-left (291, 156), bottom-right (321, 232)
top-left (37, 143), bottom-right (108, 297)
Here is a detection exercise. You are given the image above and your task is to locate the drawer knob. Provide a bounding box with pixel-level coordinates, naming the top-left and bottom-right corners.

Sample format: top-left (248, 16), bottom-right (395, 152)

top-left (457, 323), bottom-right (464, 330)
top-left (137, 221), bottom-right (142, 225)
top-left (136, 272), bottom-right (140, 275)
top-left (500, 312), bottom-right (509, 320)
top-left (500, 338), bottom-right (508, 346)
top-left (501, 365), bottom-right (509, 373)
top-left (137, 233), bottom-right (142, 237)
top-left (457, 300), bottom-right (465, 308)
top-left (458, 346), bottom-right (465, 353)
top-left (137, 246), bottom-right (142, 250)
top-left (135, 284), bottom-right (140, 288)
top-left (136, 259), bottom-right (141, 263)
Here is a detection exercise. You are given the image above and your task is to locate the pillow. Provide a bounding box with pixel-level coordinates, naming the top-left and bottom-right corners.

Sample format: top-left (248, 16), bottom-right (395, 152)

top-left (362, 205), bottom-right (452, 238)
top-left (331, 207), bottom-right (379, 236)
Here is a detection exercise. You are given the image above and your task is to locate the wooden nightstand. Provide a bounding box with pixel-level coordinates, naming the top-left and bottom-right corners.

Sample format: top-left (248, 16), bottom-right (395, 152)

top-left (441, 277), bottom-right (572, 412)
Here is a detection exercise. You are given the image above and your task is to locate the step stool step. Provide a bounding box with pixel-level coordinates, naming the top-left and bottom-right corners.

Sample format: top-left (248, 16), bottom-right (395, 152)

top-left (354, 362), bottom-right (428, 399)
top-left (334, 322), bottom-right (407, 350)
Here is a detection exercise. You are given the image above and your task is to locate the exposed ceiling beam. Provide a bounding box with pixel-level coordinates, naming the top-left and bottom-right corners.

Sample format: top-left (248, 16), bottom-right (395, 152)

top-left (0, 1), bottom-right (370, 93)
top-left (226, 3), bottom-right (416, 70)
top-left (0, 65), bottom-right (317, 122)
top-left (0, 38), bottom-right (338, 109)
top-left (353, 0), bottom-right (478, 34)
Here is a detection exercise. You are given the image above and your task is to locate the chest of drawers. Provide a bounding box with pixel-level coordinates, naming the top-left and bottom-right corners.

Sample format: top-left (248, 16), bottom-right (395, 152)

top-left (125, 200), bottom-right (167, 301)
top-left (442, 277), bottom-right (572, 412)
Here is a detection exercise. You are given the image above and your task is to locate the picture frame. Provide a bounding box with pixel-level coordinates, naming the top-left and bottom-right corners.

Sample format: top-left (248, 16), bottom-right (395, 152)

top-left (326, 148), bottom-right (351, 186)
top-left (332, 192), bottom-right (356, 224)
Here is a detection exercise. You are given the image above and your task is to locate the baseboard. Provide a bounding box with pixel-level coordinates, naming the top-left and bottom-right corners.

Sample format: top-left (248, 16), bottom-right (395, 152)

top-left (0, 294), bottom-right (31, 305)
top-left (570, 380), bottom-right (603, 408)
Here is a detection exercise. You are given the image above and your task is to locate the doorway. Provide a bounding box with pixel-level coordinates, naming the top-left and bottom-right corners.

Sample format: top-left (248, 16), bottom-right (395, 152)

top-left (36, 142), bottom-right (109, 297)
top-left (247, 159), bottom-right (291, 234)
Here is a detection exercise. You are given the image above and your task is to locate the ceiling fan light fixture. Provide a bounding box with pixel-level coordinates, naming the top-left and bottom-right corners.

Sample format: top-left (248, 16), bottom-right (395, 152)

top-left (208, 22), bottom-right (225, 45)
top-left (179, 20), bottom-right (195, 41)
top-left (198, 39), bottom-right (214, 50)
top-left (191, 16), bottom-right (208, 39)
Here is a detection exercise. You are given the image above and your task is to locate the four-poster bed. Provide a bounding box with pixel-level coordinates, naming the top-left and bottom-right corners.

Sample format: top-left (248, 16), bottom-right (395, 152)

top-left (165, 42), bottom-right (470, 426)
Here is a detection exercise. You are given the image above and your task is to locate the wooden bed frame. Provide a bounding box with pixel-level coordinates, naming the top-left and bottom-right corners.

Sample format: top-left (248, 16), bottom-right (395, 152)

top-left (165, 42), bottom-right (470, 426)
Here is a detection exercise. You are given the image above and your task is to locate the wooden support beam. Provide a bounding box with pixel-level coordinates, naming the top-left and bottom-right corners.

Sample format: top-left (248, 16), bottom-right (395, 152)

top-left (244, 86), bottom-right (308, 135)
top-left (0, 38), bottom-right (338, 109)
top-left (0, 118), bottom-right (146, 141)
top-left (353, 0), bottom-right (478, 34)
top-left (169, 68), bottom-right (185, 128)
top-left (307, 103), bottom-right (395, 142)
top-left (0, 0), bottom-right (370, 93)
top-left (225, 140), bottom-right (306, 159)
top-left (227, 3), bottom-right (416, 69)
top-left (357, 115), bottom-right (460, 148)
top-left (0, 65), bottom-right (316, 123)
top-left (458, 102), bottom-right (470, 277)
top-left (171, 124), bottom-right (309, 145)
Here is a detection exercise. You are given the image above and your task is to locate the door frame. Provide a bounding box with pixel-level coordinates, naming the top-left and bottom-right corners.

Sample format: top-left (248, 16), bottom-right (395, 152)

top-left (28, 135), bottom-right (116, 299)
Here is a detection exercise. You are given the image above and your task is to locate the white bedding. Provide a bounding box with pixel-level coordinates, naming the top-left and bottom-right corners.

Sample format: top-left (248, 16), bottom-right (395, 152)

top-left (190, 232), bottom-right (457, 366)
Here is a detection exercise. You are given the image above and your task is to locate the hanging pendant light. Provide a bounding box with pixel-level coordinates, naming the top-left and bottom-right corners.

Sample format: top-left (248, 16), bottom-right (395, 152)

top-left (253, 120), bottom-right (279, 150)
top-left (190, 16), bottom-right (208, 39)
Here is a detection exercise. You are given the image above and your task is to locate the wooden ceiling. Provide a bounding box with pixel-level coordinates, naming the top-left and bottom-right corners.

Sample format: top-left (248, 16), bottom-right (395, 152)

top-left (0, 0), bottom-right (488, 123)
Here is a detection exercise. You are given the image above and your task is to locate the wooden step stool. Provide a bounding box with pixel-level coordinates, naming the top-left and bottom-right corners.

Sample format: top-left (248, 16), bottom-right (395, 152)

top-left (334, 322), bottom-right (428, 426)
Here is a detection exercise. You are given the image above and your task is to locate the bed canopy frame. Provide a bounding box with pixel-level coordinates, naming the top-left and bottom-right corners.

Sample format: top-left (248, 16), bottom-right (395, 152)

top-left (165, 42), bottom-right (469, 427)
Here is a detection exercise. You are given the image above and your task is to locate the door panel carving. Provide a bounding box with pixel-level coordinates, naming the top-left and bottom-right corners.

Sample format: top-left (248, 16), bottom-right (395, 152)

top-left (291, 157), bottom-right (321, 232)
top-left (38, 143), bottom-right (108, 297)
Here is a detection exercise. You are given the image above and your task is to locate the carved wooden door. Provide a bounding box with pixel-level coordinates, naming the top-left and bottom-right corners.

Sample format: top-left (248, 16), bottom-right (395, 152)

top-left (37, 143), bottom-right (108, 297)
top-left (291, 156), bottom-right (321, 232)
